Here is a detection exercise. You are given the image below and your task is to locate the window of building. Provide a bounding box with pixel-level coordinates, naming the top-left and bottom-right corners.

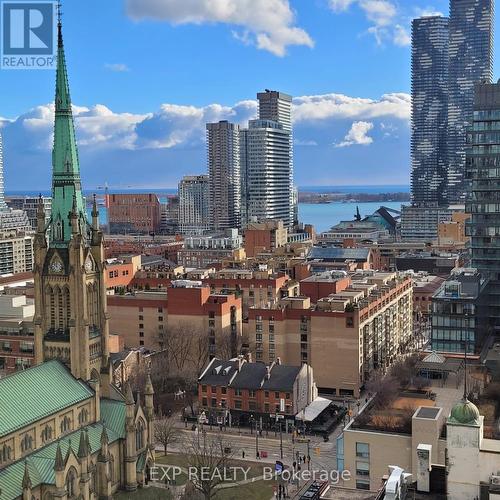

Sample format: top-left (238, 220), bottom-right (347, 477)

top-left (346, 317), bottom-right (354, 328)
top-left (356, 480), bottom-right (370, 490)
top-left (139, 332), bottom-right (144, 338)
top-left (249, 401), bottom-right (257, 411)
top-left (221, 387), bottom-right (227, 394)
top-left (235, 389), bottom-right (242, 396)
top-left (275, 392), bottom-right (280, 398)
top-left (202, 397), bottom-right (207, 406)
top-left (202, 385), bottom-right (207, 392)
top-left (356, 461), bottom-right (370, 477)
top-left (211, 386), bottom-right (217, 393)
top-left (60, 416), bottom-right (71, 434)
top-left (356, 442), bottom-right (369, 458)
top-left (139, 323), bottom-right (144, 329)
top-left (139, 340), bottom-right (144, 346)
top-left (158, 316), bottom-right (163, 322)
top-left (264, 403), bottom-right (270, 412)
top-left (139, 315), bottom-right (144, 320)
top-left (211, 398), bottom-right (217, 407)
top-left (249, 390), bottom-right (256, 398)
top-left (0, 444), bottom-right (11, 464)
top-left (21, 434), bottom-right (33, 453)
top-left (285, 393), bottom-right (290, 400)
top-left (264, 391), bottom-right (269, 398)
top-left (158, 307), bottom-right (163, 313)
top-left (234, 400), bottom-right (242, 409)
top-left (209, 311), bottom-right (215, 318)
top-left (136, 419), bottom-right (145, 450)
top-left (66, 468), bottom-right (78, 498)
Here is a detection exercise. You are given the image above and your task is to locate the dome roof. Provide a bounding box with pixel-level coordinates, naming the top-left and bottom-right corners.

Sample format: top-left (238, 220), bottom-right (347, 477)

top-left (449, 398), bottom-right (480, 425)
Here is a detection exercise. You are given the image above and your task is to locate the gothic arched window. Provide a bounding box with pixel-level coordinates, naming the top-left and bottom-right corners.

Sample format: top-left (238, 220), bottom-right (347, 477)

top-left (0, 444), bottom-right (11, 464)
top-left (60, 416), bottom-right (71, 434)
top-left (20, 434), bottom-right (33, 453)
top-left (66, 467), bottom-right (78, 498)
top-left (136, 419), bottom-right (145, 451)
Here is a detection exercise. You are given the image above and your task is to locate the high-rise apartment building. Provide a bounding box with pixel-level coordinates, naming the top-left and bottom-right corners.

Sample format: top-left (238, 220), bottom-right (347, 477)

top-left (241, 90), bottom-right (294, 227)
top-left (206, 121), bottom-right (241, 229)
top-left (7, 196), bottom-right (52, 230)
top-left (466, 82), bottom-right (500, 327)
top-left (178, 174), bottom-right (210, 235)
top-left (0, 134), bottom-right (7, 211)
top-left (411, 16), bottom-right (449, 206)
top-left (447, 0), bottom-right (494, 204)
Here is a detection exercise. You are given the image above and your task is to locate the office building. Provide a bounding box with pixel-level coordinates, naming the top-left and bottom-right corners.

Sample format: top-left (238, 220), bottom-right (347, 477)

top-left (467, 81), bottom-right (500, 328)
top-left (411, 16), bottom-right (449, 206)
top-left (0, 230), bottom-right (33, 274)
top-left (447, 0), bottom-right (494, 204)
top-left (400, 205), bottom-right (454, 241)
top-left (241, 90), bottom-right (294, 227)
top-left (207, 121), bottom-right (241, 230)
top-left (178, 175), bottom-right (210, 235)
top-left (107, 193), bottom-right (161, 234)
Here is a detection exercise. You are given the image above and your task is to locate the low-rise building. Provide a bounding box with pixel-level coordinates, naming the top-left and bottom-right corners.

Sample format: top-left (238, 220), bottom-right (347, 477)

top-left (198, 356), bottom-right (316, 426)
top-left (244, 220), bottom-right (289, 257)
top-left (306, 247), bottom-right (374, 273)
top-left (248, 271), bottom-right (413, 397)
top-left (104, 255), bottom-right (142, 290)
top-left (318, 220), bottom-right (390, 245)
top-left (395, 251), bottom-right (460, 276)
top-left (0, 294), bottom-right (34, 374)
top-left (178, 229), bottom-right (246, 268)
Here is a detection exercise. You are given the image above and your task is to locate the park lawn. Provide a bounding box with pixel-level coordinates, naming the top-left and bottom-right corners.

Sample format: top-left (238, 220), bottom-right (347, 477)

top-left (114, 486), bottom-right (172, 499)
top-left (215, 480), bottom-right (274, 500)
top-left (154, 452), bottom-right (265, 480)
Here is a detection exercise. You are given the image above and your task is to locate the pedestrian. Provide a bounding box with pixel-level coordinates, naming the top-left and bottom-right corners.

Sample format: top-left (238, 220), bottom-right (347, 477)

top-left (303, 454), bottom-right (306, 463)
top-left (256, 451), bottom-right (260, 459)
top-left (242, 450), bottom-right (245, 459)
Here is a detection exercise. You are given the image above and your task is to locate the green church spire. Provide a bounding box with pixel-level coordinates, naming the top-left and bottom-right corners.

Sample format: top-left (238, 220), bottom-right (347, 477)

top-left (50, 12), bottom-right (87, 246)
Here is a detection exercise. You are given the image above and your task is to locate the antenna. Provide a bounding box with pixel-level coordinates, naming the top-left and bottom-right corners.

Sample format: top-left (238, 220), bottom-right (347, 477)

top-left (56, 1), bottom-right (62, 24)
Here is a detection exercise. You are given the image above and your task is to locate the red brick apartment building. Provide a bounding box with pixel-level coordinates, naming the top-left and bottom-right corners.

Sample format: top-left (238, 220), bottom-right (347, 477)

top-left (107, 281), bottom-right (242, 356)
top-left (198, 356), bottom-right (316, 424)
top-left (107, 193), bottom-right (161, 234)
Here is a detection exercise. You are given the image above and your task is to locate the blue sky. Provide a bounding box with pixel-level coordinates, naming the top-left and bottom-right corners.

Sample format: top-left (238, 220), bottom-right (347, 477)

top-left (0, 0), bottom-right (494, 190)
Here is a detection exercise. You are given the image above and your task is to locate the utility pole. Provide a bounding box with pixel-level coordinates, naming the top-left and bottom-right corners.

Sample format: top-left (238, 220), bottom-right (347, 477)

top-left (280, 419), bottom-right (283, 459)
top-left (256, 420), bottom-right (259, 458)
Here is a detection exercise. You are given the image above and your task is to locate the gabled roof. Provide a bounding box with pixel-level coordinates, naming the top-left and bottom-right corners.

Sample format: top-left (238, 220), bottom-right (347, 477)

top-left (0, 360), bottom-right (94, 437)
top-left (199, 359), bottom-right (239, 386)
top-left (262, 365), bottom-right (301, 391)
top-left (231, 363), bottom-right (268, 390)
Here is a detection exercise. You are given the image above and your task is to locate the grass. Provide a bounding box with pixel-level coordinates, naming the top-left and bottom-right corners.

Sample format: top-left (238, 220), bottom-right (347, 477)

top-left (154, 452), bottom-right (265, 480)
top-left (215, 480), bottom-right (274, 499)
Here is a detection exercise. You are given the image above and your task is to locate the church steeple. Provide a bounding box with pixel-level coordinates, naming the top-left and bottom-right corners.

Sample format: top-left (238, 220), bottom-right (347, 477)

top-left (50, 13), bottom-right (87, 246)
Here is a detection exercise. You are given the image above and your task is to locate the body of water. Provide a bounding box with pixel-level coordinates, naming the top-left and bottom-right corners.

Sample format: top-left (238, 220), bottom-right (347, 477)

top-left (87, 201), bottom-right (405, 234)
top-left (299, 201), bottom-right (406, 233)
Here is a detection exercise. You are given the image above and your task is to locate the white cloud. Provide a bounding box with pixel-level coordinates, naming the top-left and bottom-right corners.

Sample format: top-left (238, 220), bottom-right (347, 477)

top-left (336, 121), bottom-right (374, 147)
top-left (104, 63), bottom-right (130, 72)
top-left (293, 92), bottom-right (410, 123)
top-left (329, 0), bottom-right (411, 47)
top-left (415, 6), bottom-right (445, 17)
top-left (294, 138), bottom-right (318, 146)
top-left (125, 0), bottom-right (314, 56)
top-left (328, 0), bottom-right (356, 12)
top-left (1, 91), bottom-right (408, 155)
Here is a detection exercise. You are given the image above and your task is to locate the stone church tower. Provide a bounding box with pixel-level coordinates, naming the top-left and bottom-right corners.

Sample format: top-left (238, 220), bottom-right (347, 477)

top-left (33, 16), bottom-right (110, 385)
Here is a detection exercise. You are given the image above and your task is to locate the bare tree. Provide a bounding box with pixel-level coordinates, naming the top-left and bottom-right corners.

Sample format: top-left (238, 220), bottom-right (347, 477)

top-left (154, 413), bottom-right (181, 456)
top-left (184, 433), bottom-right (233, 500)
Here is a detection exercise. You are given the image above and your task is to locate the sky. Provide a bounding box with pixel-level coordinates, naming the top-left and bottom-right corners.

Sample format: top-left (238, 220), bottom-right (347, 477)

top-left (0, 0), bottom-right (495, 191)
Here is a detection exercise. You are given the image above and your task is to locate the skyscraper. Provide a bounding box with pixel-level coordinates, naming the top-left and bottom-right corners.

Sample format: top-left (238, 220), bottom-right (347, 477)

top-left (241, 90), bottom-right (295, 227)
top-left (447, 0), bottom-right (494, 204)
top-left (178, 174), bottom-right (210, 235)
top-left (466, 82), bottom-right (500, 332)
top-left (207, 121), bottom-right (241, 230)
top-left (410, 16), bottom-right (449, 207)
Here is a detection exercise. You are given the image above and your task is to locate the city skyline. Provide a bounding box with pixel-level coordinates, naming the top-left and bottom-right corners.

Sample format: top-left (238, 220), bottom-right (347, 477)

top-left (3, 0), bottom-right (495, 191)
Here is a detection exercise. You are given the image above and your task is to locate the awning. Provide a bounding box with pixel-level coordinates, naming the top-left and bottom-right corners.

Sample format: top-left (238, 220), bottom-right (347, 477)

top-left (295, 397), bottom-right (332, 422)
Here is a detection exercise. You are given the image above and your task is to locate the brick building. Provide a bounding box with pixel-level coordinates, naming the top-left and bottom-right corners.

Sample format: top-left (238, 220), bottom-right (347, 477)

top-left (198, 356), bottom-right (316, 425)
top-left (247, 271), bottom-right (413, 397)
top-left (107, 193), bottom-right (161, 234)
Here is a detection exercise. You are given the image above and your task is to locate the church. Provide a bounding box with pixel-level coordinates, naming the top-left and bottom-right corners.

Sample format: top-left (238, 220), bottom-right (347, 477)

top-left (0, 14), bottom-right (154, 500)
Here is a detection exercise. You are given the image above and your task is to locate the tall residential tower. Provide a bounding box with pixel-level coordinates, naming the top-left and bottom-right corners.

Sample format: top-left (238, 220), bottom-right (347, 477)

top-left (207, 121), bottom-right (241, 230)
top-left (410, 16), bottom-right (449, 207)
top-left (241, 90), bottom-right (295, 227)
top-left (447, 0), bottom-right (494, 204)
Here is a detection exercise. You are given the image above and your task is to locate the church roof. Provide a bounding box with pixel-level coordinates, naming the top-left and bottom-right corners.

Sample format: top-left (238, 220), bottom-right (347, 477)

top-left (0, 360), bottom-right (93, 437)
top-left (0, 417), bottom-right (123, 500)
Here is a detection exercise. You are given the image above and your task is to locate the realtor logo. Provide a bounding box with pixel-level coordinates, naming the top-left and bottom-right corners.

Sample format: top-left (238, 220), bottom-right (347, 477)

top-left (1, 1), bottom-right (57, 69)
